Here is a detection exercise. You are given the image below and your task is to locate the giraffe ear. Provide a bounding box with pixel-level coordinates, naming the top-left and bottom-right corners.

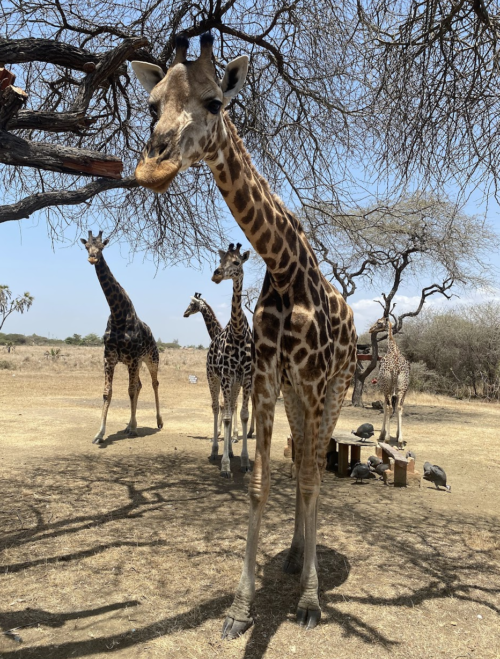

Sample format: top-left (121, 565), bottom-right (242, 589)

top-left (221, 56), bottom-right (248, 102)
top-left (131, 61), bottom-right (165, 93)
top-left (241, 250), bottom-right (250, 262)
top-left (80, 238), bottom-right (87, 245)
top-left (102, 238), bottom-right (110, 246)
top-left (218, 249), bottom-right (226, 260)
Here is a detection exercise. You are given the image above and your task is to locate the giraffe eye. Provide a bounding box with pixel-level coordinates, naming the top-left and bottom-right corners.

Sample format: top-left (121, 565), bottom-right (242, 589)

top-left (206, 100), bottom-right (222, 115)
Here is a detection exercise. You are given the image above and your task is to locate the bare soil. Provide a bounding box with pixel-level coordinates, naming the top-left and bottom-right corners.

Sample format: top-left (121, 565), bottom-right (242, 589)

top-left (0, 347), bottom-right (499, 659)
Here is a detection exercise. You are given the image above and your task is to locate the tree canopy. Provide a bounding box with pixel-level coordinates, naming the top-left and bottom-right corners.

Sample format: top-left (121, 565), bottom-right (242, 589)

top-left (2, 0), bottom-right (500, 263)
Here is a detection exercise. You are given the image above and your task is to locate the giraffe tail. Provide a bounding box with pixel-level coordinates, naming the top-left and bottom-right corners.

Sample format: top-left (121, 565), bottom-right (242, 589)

top-left (391, 395), bottom-right (397, 415)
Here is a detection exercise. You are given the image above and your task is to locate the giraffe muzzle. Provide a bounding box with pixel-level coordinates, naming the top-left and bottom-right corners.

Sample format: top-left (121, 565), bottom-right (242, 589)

top-left (135, 157), bottom-right (181, 193)
top-left (88, 257), bottom-right (98, 265)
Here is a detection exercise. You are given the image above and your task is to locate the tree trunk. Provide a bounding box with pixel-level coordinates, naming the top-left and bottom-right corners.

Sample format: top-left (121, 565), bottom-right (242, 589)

top-left (351, 332), bottom-right (380, 407)
top-left (352, 362), bottom-right (365, 407)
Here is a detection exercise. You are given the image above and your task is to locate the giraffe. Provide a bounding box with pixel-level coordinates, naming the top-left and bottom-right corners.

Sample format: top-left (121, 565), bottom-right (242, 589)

top-left (201, 243), bottom-right (253, 477)
top-left (369, 317), bottom-right (410, 448)
top-left (81, 231), bottom-right (163, 443)
top-left (183, 291), bottom-right (252, 440)
top-left (131, 34), bottom-right (357, 634)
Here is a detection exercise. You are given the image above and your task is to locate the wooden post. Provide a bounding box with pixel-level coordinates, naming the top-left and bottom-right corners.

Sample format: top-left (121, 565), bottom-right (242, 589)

top-left (394, 462), bottom-right (407, 487)
top-left (350, 445), bottom-right (361, 466)
top-left (337, 443), bottom-right (350, 477)
top-left (407, 457), bottom-right (415, 473)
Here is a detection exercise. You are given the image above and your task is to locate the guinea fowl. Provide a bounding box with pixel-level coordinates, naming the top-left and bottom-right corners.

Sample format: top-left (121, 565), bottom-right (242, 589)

top-left (350, 462), bottom-right (374, 483)
top-left (406, 450), bottom-right (416, 460)
top-left (423, 462), bottom-right (451, 491)
top-left (368, 455), bottom-right (382, 468)
top-left (351, 423), bottom-right (375, 441)
top-left (374, 462), bottom-right (390, 479)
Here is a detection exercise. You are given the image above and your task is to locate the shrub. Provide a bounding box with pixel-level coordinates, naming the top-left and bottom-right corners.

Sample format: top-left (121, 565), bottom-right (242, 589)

top-left (0, 360), bottom-right (14, 369)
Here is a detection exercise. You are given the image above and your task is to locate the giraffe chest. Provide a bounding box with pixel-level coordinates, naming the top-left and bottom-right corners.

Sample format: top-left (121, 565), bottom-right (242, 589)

top-left (207, 326), bottom-right (251, 378)
top-left (253, 274), bottom-right (355, 382)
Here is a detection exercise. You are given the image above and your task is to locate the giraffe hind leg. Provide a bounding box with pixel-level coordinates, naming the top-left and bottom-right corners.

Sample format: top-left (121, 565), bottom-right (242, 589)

top-left (220, 380), bottom-right (235, 478)
top-left (125, 361), bottom-right (141, 437)
top-left (145, 355), bottom-right (163, 430)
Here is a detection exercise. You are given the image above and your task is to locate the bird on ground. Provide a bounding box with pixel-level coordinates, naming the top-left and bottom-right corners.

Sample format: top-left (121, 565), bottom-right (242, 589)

top-left (423, 462), bottom-right (451, 492)
top-left (406, 450), bottom-right (416, 460)
top-left (374, 462), bottom-right (390, 479)
top-left (368, 455), bottom-right (382, 468)
top-left (350, 462), bottom-right (374, 483)
top-left (351, 423), bottom-right (375, 441)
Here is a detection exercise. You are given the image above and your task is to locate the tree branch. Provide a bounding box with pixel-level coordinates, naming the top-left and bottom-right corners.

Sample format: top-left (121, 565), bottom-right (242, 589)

top-left (0, 85), bottom-right (28, 128)
top-left (0, 129), bottom-right (123, 178)
top-left (0, 177), bottom-right (137, 223)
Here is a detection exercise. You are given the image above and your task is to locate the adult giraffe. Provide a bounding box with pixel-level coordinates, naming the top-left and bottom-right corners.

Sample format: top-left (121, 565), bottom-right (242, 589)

top-left (131, 34), bottom-right (357, 635)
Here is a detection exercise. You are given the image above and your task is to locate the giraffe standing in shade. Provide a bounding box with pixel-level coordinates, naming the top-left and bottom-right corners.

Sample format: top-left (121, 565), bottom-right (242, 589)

top-left (131, 34), bottom-right (357, 634)
top-left (369, 317), bottom-right (410, 447)
top-left (81, 231), bottom-right (163, 443)
top-left (202, 244), bottom-right (253, 477)
top-left (183, 291), bottom-right (251, 440)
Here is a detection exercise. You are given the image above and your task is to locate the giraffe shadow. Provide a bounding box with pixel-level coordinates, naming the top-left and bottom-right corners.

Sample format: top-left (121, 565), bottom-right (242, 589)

top-left (96, 427), bottom-right (161, 448)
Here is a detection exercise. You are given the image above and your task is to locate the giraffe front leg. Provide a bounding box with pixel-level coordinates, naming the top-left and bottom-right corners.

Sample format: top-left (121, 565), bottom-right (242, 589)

top-left (220, 381), bottom-right (234, 478)
top-left (125, 362), bottom-right (141, 437)
top-left (208, 376), bottom-right (221, 461)
top-left (93, 355), bottom-right (117, 444)
top-left (239, 379), bottom-right (251, 473)
top-left (222, 369), bottom-right (278, 639)
top-left (281, 381), bottom-right (305, 572)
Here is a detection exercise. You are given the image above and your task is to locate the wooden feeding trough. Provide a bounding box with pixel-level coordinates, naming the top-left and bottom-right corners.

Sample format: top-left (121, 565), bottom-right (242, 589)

top-left (327, 432), bottom-right (377, 477)
top-left (376, 442), bottom-right (420, 487)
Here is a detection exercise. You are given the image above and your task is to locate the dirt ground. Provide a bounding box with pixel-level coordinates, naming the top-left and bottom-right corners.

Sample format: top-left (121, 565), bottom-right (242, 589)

top-left (0, 346), bottom-right (499, 659)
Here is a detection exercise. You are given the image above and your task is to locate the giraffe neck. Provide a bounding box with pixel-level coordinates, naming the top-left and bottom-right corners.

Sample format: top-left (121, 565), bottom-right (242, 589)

top-left (94, 256), bottom-right (136, 322)
top-left (387, 323), bottom-right (398, 352)
top-left (199, 301), bottom-right (222, 341)
top-left (229, 275), bottom-right (247, 337)
top-left (207, 117), bottom-right (316, 291)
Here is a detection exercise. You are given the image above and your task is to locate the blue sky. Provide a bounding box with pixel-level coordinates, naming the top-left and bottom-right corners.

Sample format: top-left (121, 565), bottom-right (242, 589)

top-left (2, 193), bottom-right (500, 345)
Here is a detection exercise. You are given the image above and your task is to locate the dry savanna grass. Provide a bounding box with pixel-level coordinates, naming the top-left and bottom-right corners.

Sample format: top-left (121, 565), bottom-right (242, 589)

top-left (1, 346), bottom-right (499, 659)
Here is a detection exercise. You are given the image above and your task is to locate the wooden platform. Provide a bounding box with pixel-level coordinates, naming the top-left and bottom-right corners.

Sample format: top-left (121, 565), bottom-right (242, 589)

top-left (376, 442), bottom-right (419, 487)
top-left (329, 432), bottom-right (377, 477)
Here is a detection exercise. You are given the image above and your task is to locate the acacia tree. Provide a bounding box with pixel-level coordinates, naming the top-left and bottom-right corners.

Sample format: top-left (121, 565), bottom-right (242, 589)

top-left (0, 285), bottom-right (34, 332)
top-left (0, 0), bottom-right (374, 262)
top-left (304, 194), bottom-right (498, 405)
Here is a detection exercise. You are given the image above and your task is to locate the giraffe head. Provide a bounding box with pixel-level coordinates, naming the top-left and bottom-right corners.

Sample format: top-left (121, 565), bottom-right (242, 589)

top-left (131, 33), bottom-right (248, 193)
top-left (369, 317), bottom-right (391, 334)
top-left (80, 230), bottom-right (109, 265)
top-left (183, 292), bottom-right (205, 318)
top-left (212, 243), bottom-right (250, 284)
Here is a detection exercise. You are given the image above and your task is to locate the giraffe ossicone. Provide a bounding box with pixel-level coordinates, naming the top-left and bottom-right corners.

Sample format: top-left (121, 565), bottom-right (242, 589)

top-left (131, 34), bottom-right (357, 636)
top-left (81, 230), bottom-right (163, 444)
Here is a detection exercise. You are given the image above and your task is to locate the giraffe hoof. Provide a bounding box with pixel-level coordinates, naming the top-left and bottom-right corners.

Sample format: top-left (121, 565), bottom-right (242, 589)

top-left (128, 430), bottom-right (138, 438)
top-left (220, 470), bottom-right (233, 479)
top-left (208, 454), bottom-right (217, 462)
top-left (296, 606), bottom-right (321, 629)
top-left (157, 419), bottom-right (163, 429)
top-left (222, 616), bottom-right (253, 639)
top-left (240, 465), bottom-right (251, 473)
top-left (92, 436), bottom-right (104, 445)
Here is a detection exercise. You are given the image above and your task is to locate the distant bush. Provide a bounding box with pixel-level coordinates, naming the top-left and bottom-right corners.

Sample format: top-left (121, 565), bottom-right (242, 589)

top-left (401, 302), bottom-right (500, 400)
top-left (0, 360), bottom-right (14, 369)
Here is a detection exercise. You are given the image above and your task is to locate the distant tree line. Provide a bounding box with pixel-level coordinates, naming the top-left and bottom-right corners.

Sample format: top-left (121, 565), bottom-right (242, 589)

top-left (397, 303), bottom-right (500, 401)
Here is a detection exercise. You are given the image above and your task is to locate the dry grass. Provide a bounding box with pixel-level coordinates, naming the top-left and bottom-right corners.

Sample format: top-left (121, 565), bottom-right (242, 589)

top-left (0, 347), bottom-right (499, 659)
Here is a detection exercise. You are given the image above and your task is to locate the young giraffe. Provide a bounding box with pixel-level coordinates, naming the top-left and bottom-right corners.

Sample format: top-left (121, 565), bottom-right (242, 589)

top-left (81, 231), bottom-right (163, 443)
top-left (131, 34), bottom-right (357, 634)
top-left (183, 291), bottom-right (249, 440)
top-left (204, 243), bottom-right (252, 477)
top-left (369, 317), bottom-right (410, 447)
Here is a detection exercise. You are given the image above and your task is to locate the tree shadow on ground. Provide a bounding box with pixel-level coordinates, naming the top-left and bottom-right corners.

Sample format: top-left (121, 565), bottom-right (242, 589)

top-left (1, 452), bottom-right (499, 658)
